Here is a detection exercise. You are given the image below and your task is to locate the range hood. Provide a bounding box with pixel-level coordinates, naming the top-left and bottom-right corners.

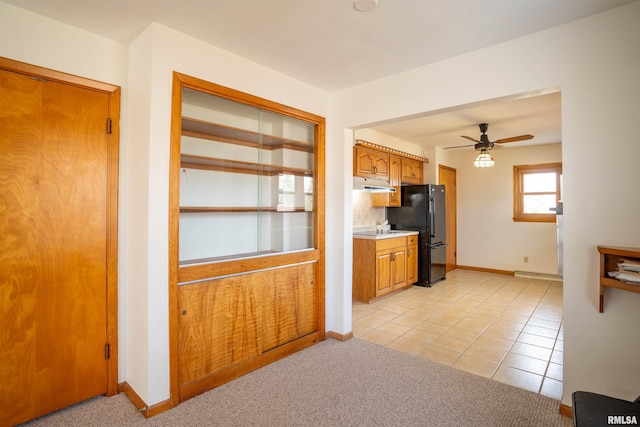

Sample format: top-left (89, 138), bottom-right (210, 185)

top-left (353, 177), bottom-right (396, 193)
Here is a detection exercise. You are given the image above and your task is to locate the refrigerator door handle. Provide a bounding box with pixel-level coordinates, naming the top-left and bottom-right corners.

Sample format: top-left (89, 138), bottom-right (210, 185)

top-left (428, 242), bottom-right (447, 249)
top-left (429, 196), bottom-right (435, 238)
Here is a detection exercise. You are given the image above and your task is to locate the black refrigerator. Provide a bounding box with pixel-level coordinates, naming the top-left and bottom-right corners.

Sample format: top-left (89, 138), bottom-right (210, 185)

top-left (386, 184), bottom-right (446, 286)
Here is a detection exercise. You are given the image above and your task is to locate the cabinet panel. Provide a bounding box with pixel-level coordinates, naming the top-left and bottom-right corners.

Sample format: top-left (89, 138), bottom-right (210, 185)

top-left (372, 155), bottom-right (401, 207)
top-left (375, 249), bottom-right (393, 296)
top-left (178, 275), bottom-right (263, 387)
top-left (262, 263), bottom-right (317, 350)
top-left (401, 158), bottom-right (423, 184)
top-left (391, 248), bottom-right (407, 290)
top-left (354, 146), bottom-right (389, 180)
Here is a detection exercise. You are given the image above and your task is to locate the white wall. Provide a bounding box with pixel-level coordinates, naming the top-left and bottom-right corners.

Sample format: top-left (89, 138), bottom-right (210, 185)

top-left (0, 0), bottom-right (131, 382)
top-left (448, 143), bottom-right (562, 275)
top-left (332, 2), bottom-right (640, 406)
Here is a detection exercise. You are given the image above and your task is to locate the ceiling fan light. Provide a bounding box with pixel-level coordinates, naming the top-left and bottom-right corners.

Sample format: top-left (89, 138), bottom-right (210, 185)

top-left (474, 150), bottom-right (495, 168)
top-left (353, 0), bottom-right (378, 12)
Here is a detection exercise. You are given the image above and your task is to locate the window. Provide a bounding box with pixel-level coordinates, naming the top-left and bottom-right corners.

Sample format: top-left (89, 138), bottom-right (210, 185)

top-left (513, 163), bottom-right (562, 222)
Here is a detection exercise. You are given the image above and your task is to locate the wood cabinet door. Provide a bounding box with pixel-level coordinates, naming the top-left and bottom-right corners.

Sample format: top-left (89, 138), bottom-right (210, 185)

top-left (391, 247), bottom-right (407, 290)
top-left (0, 67), bottom-right (116, 425)
top-left (375, 249), bottom-right (393, 296)
top-left (262, 263), bottom-right (317, 351)
top-left (354, 146), bottom-right (389, 180)
top-left (389, 156), bottom-right (402, 206)
top-left (407, 243), bottom-right (418, 284)
top-left (371, 156), bottom-right (401, 207)
top-left (178, 263), bottom-right (317, 393)
top-left (401, 159), bottom-right (423, 184)
top-left (178, 275), bottom-right (262, 387)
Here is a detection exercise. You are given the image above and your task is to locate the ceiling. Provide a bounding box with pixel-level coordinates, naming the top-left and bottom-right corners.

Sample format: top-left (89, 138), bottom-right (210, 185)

top-left (6, 0), bottom-right (634, 149)
top-left (366, 90), bottom-right (562, 150)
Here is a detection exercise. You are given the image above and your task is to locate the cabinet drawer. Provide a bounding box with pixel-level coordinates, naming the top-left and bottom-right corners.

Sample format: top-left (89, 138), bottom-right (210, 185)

top-left (376, 236), bottom-right (407, 251)
top-left (407, 235), bottom-right (418, 245)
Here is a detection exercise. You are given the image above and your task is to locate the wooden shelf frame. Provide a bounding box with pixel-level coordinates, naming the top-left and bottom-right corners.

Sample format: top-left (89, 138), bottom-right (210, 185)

top-left (180, 206), bottom-right (311, 213)
top-left (598, 245), bottom-right (640, 312)
top-left (182, 117), bottom-right (314, 153)
top-left (180, 154), bottom-right (313, 177)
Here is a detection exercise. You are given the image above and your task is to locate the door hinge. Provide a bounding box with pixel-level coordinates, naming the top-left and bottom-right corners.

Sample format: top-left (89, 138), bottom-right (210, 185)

top-left (106, 118), bottom-right (112, 134)
top-left (105, 343), bottom-right (110, 360)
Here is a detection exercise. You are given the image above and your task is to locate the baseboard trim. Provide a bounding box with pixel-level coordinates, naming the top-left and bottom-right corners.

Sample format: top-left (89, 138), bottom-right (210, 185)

top-left (456, 265), bottom-right (514, 276)
top-left (514, 270), bottom-right (563, 282)
top-left (326, 330), bottom-right (354, 342)
top-left (119, 382), bottom-right (172, 418)
top-left (559, 403), bottom-right (573, 418)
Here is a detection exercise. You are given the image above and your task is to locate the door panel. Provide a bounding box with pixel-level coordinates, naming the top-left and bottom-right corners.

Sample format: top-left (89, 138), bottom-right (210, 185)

top-left (0, 68), bottom-right (111, 424)
top-left (439, 165), bottom-right (457, 272)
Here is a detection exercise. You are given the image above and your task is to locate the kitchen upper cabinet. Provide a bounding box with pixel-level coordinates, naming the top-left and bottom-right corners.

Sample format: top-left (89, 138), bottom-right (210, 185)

top-left (354, 145), bottom-right (390, 180)
top-left (402, 158), bottom-right (423, 184)
top-left (371, 155), bottom-right (401, 207)
top-left (353, 141), bottom-right (427, 189)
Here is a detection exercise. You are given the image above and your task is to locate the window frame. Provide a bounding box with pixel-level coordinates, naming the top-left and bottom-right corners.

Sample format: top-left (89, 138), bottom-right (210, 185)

top-left (513, 162), bottom-right (562, 223)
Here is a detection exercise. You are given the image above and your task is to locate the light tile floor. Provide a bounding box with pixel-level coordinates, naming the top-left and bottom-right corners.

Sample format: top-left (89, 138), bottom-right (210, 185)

top-left (353, 269), bottom-right (564, 400)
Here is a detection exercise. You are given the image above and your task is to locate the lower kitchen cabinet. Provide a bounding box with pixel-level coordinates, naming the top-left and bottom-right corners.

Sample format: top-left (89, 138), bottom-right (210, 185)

top-left (353, 235), bottom-right (417, 303)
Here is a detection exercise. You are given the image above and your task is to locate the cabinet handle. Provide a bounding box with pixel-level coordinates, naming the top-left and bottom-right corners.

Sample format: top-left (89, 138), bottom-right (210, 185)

top-left (373, 165), bottom-right (377, 174)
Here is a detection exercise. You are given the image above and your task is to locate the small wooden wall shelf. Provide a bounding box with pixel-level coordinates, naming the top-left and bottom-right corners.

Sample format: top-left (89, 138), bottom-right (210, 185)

top-left (598, 245), bottom-right (640, 312)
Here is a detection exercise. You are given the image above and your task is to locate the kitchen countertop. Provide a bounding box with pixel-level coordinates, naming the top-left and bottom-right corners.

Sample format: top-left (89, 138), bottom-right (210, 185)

top-left (352, 230), bottom-right (418, 240)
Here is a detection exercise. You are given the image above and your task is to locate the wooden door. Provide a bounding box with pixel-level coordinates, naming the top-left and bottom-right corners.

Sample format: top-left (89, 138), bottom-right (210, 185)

top-left (0, 61), bottom-right (119, 425)
top-left (439, 165), bottom-right (457, 272)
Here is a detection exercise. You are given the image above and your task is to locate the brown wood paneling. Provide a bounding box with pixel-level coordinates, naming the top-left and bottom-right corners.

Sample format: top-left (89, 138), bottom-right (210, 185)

top-left (0, 57), bottom-right (120, 425)
top-left (178, 275), bottom-right (263, 387)
top-left (262, 263), bottom-right (317, 351)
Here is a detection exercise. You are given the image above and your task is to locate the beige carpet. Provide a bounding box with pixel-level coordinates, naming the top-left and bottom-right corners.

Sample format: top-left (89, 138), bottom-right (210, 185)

top-left (21, 338), bottom-right (572, 426)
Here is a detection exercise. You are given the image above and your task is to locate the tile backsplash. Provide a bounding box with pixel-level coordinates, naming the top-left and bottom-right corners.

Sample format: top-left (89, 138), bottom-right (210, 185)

top-left (353, 190), bottom-right (385, 227)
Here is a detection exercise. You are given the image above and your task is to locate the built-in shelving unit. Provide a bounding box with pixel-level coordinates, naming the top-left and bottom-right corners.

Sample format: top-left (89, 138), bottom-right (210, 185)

top-left (176, 86), bottom-right (318, 264)
top-left (598, 245), bottom-right (640, 312)
top-left (169, 73), bottom-right (325, 407)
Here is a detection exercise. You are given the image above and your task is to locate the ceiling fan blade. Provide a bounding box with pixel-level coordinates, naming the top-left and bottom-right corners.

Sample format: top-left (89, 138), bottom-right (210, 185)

top-left (444, 144), bottom-right (475, 150)
top-left (494, 134), bottom-right (534, 144)
top-left (461, 135), bottom-right (480, 143)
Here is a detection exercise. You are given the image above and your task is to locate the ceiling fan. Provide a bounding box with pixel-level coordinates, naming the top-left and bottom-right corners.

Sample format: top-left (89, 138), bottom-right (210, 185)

top-left (444, 123), bottom-right (534, 151)
top-left (444, 123), bottom-right (534, 167)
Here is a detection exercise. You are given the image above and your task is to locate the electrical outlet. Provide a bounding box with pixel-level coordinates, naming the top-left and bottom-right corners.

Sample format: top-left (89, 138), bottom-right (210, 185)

top-left (524, 256), bottom-right (529, 263)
